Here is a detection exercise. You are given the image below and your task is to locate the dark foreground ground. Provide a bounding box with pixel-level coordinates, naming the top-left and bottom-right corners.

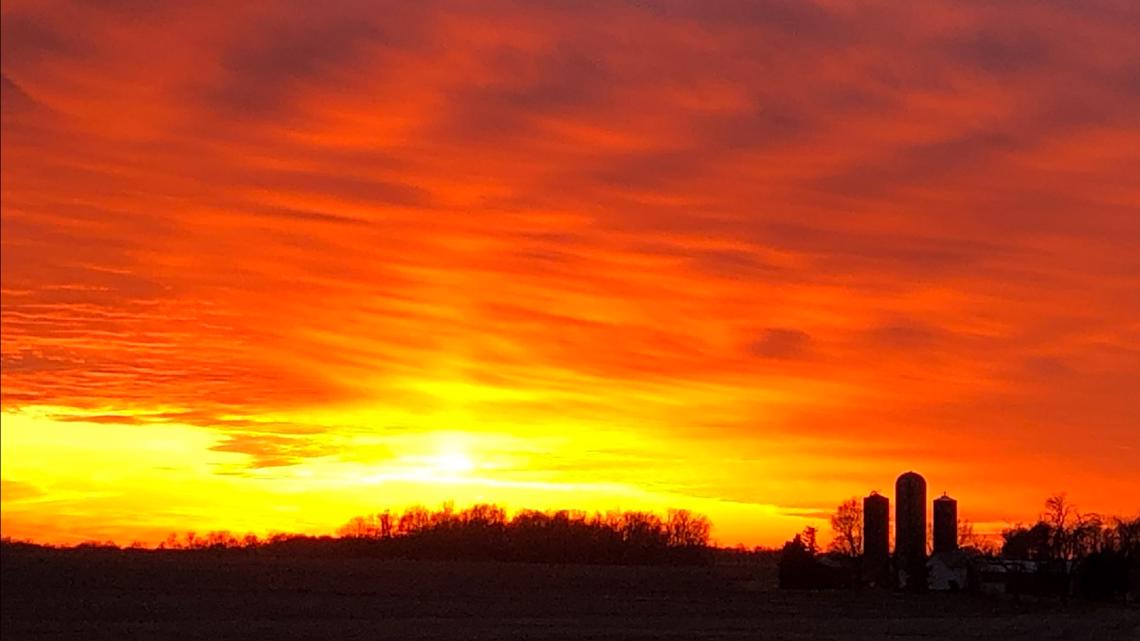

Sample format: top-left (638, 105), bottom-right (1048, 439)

top-left (2, 550), bottom-right (1138, 640)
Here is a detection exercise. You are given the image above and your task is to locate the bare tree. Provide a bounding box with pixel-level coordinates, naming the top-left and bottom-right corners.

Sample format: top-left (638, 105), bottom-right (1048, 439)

top-left (377, 510), bottom-right (395, 538)
top-left (1071, 513), bottom-right (1104, 558)
top-left (1043, 493), bottom-right (1074, 559)
top-left (336, 515), bottom-right (376, 539)
top-left (666, 509), bottom-right (711, 547)
top-left (828, 498), bottom-right (863, 557)
top-left (398, 505), bottom-right (431, 534)
top-left (801, 525), bottom-right (819, 555)
top-left (1113, 516), bottom-right (1140, 553)
top-left (1044, 493), bottom-right (1075, 528)
top-left (1041, 493), bottom-right (1107, 560)
top-left (462, 503), bottom-right (507, 527)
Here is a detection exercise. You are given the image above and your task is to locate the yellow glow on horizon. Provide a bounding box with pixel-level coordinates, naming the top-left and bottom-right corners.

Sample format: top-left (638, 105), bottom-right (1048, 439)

top-left (0, 405), bottom-right (827, 548)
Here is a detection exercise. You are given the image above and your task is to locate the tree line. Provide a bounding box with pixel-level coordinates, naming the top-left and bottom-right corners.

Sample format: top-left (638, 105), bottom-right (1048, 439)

top-left (23, 503), bottom-right (714, 566)
top-left (324, 503), bottom-right (713, 565)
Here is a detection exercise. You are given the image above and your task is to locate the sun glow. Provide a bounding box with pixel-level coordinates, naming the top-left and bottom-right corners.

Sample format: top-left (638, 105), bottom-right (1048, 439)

top-left (428, 450), bottom-right (476, 477)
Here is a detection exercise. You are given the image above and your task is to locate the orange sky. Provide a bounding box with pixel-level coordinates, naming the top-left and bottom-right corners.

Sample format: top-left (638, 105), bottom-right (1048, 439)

top-left (2, 0), bottom-right (1138, 548)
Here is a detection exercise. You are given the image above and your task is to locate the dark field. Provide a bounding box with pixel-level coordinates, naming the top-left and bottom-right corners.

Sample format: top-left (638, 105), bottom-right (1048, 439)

top-left (3, 550), bottom-right (1138, 640)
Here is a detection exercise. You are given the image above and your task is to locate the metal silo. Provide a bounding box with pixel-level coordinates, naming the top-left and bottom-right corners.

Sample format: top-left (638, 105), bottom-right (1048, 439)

top-left (863, 491), bottom-right (890, 586)
top-left (895, 471), bottom-right (927, 590)
top-left (933, 493), bottom-right (958, 555)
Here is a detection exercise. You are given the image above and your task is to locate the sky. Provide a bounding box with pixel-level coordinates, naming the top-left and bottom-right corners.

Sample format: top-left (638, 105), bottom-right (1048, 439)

top-left (2, 0), bottom-right (1138, 548)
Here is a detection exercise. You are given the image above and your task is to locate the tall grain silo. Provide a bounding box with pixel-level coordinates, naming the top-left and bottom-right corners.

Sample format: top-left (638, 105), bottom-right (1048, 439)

top-left (863, 492), bottom-right (891, 586)
top-left (933, 493), bottom-right (958, 555)
top-left (895, 471), bottom-right (927, 590)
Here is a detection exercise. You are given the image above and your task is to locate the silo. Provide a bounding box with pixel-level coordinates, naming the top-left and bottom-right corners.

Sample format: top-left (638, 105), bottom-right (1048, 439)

top-left (863, 492), bottom-right (890, 586)
top-left (895, 471), bottom-right (927, 590)
top-left (933, 493), bottom-right (958, 555)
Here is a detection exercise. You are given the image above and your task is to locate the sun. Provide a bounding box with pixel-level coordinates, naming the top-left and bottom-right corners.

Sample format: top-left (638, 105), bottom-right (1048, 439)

top-left (430, 450), bottom-right (476, 477)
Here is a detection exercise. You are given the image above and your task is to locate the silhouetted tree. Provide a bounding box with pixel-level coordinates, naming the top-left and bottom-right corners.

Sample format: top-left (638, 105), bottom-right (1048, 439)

top-left (1043, 493), bottom-right (1076, 559)
top-left (397, 505), bottom-right (431, 535)
top-left (159, 533), bottom-right (182, 550)
top-left (203, 531), bottom-right (238, 549)
top-left (376, 510), bottom-right (395, 538)
top-left (778, 527), bottom-right (851, 589)
top-left (337, 515), bottom-right (380, 539)
top-left (1002, 522), bottom-right (1052, 560)
top-left (778, 533), bottom-right (814, 588)
top-left (827, 498), bottom-right (862, 557)
top-left (800, 526), bottom-right (818, 555)
top-left (665, 509), bottom-right (711, 548)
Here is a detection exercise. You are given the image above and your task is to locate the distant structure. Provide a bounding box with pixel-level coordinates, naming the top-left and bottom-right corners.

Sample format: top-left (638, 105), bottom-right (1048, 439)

top-left (862, 492), bottom-right (890, 586)
top-left (933, 493), bottom-right (958, 555)
top-left (895, 471), bottom-right (927, 590)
